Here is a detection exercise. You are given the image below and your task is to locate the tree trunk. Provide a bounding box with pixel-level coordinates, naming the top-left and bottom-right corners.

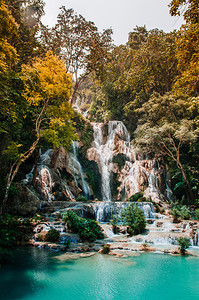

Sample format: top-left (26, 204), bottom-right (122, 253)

top-left (0, 99), bottom-right (49, 215)
top-left (178, 161), bottom-right (195, 203)
top-left (32, 148), bottom-right (41, 187)
top-left (52, 146), bottom-right (61, 169)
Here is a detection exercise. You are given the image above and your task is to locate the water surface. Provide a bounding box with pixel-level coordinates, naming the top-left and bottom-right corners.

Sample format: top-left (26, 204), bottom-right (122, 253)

top-left (0, 248), bottom-right (199, 300)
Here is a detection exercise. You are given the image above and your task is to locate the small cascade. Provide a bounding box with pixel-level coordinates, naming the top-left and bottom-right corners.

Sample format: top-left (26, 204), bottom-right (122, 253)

top-left (148, 164), bottom-right (161, 199)
top-left (71, 141), bottom-right (91, 199)
top-left (166, 182), bottom-right (173, 201)
top-left (37, 166), bottom-right (54, 201)
top-left (63, 183), bottom-right (75, 201)
top-left (194, 229), bottom-right (199, 246)
top-left (92, 202), bottom-right (155, 223)
top-left (23, 149), bottom-right (55, 201)
top-left (39, 149), bottom-right (53, 165)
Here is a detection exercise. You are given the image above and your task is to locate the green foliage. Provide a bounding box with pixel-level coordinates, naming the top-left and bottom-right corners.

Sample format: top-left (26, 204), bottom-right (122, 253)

top-left (0, 214), bottom-right (32, 264)
top-left (101, 244), bottom-right (110, 254)
top-left (194, 209), bottom-right (199, 220)
top-left (110, 215), bottom-right (119, 234)
top-left (45, 229), bottom-right (60, 243)
top-left (72, 111), bottom-right (93, 152)
top-left (129, 192), bottom-right (143, 202)
top-left (63, 211), bottom-right (104, 242)
top-left (171, 203), bottom-right (191, 221)
top-left (95, 27), bottom-right (178, 128)
top-left (134, 92), bottom-right (198, 203)
top-left (177, 237), bottom-right (191, 255)
top-left (112, 154), bottom-right (128, 171)
top-left (40, 6), bottom-right (113, 102)
top-left (76, 195), bottom-right (88, 202)
top-left (63, 239), bottom-right (71, 249)
top-left (128, 192), bottom-right (148, 202)
top-left (121, 204), bottom-right (146, 236)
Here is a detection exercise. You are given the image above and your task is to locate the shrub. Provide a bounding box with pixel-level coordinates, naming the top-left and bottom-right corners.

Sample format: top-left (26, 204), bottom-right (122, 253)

top-left (177, 237), bottom-right (191, 255)
top-left (171, 206), bottom-right (182, 222)
top-left (129, 192), bottom-right (144, 202)
top-left (180, 206), bottom-right (191, 220)
top-left (121, 204), bottom-right (146, 236)
top-left (140, 243), bottom-right (150, 251)
top-left (0, 214), bottom-right (32, 264)
top-left (171, 204), bottom-right (191, 222)
top-left (137, 197), bottom-right (148, 202)
top-left (195, 209), bottom-right (199, 220)
top-left (63, 211), bottom-right (104, 242)
top-left (76, 195), bottom-right (88, 202)
top-left (45, 229), bottom-right (60, 243)
top-left (110, 215), bottom-right (119, 234)
top-left (101, 244), bottom-right (110, 254)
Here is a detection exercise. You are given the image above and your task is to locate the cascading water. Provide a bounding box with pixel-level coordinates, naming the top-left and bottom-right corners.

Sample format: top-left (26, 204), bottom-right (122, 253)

top-left (92, 121), bottom-right (133, 202)
top-left (93, 202), bottom-right (155, 222)
top-left (38, 166), bottom-right (54, 201)
top-left (23, 149), bottom-right (55, 201)
top-left (93, 123), bottom-right (112, 201)
top-left (71, 141), bottom-right (91, 200)
top-left (88, 120), bottom-right (174, 228)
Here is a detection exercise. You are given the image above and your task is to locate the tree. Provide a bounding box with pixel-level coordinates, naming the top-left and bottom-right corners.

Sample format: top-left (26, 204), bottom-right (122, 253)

top-left (169, 0), bottom-right (199, 24)
top-left (0, 0), bottom-right (18, 95)
top-left (1, 51), bottom-right (76, 214)
top-left (135, 92), bottom-right (198, 202)
top-left (6, 0), bottom-right (45, 67)
top-left (39, 6), bottom-right (113, 103)
top-left (169, 0), bottom-right (199, 97)
top-left (177, 237), bottom-right (191, 255)
top-left (95, 27), bottom-right (178, 129)
top-left (121, 204), bottom-right (146, 235)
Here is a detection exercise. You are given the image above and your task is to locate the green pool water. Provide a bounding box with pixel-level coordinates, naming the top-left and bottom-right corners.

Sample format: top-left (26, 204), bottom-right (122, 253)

top-left (0, 248), bottom-right (199, 300)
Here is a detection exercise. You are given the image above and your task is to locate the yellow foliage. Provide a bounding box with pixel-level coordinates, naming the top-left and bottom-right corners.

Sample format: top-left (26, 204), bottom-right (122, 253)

top-left (22, 51), bottom-right (72, 106)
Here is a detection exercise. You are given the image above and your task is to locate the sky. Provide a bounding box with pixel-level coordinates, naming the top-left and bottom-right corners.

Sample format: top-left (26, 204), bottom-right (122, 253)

top-left (42, 0), bottom-right (184, 45)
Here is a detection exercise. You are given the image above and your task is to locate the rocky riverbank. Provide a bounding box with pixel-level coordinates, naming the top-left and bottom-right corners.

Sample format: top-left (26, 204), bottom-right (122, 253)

top-left (28, 208), bottom-right (199, 258)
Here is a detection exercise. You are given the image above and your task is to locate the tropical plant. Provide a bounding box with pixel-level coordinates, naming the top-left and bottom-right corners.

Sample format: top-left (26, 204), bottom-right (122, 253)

top-left (110, 215), bottom-right (119, 234)
top-left (194, 209), bottom-right (199, 220)
top-left (177, 237), bottom-right (191, 255)
top-left (45, 229), bottom-right (60, 243)
top-left (121, 204), bottom-right (146, 236)
top-left (63, 211), bottom-right (104, 242)
top-left (101, 244), bottom-right (110, 254)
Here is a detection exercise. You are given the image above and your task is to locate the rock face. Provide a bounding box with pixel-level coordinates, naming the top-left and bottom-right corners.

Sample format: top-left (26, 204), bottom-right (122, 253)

top-left (12, 120), bottom-right (173, 216)
top-left (87, 121), bottom-right (172, 202)
top-left (7, 182), bottom-right (41, 216)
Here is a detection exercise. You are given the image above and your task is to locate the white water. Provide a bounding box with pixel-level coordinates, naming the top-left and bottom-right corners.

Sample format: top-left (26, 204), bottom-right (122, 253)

top-left (93, 121), bottom-right (132, 202)
top-left (92, 121), bottom-right (167, 202)
top-left (38, 166), bottom-right (54, 201)
top-left (23, 149), bottom-right (55, 201)
top-left (92, 202), bottom-right (155, 222)
top-left (71, 141), bottom-right (91, 199)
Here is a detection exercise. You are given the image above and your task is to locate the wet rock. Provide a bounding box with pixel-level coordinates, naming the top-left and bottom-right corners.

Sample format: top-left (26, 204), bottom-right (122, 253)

top-left (7, 183), bottom-right (41, 216)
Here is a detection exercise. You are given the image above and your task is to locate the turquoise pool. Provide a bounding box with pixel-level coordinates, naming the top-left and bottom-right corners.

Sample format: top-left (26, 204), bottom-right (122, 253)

top-left (0, 248), bottom-right (199, 300)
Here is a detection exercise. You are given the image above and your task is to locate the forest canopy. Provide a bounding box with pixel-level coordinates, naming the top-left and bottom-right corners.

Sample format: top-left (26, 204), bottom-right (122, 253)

top-left (0, 0), bottom-right (198, 211)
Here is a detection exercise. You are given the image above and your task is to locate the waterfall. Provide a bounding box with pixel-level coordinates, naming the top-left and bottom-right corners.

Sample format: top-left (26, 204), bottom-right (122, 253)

top-left (93, 121), bottom-right (132, 202)
top-left (63, 183), bottom-right (75, 201)
top-left (23, 149), bottom-right (55, 202)
top-left (92, 202), bottom-right (155, 222)
top-left (38, 166), bottom-right (54, 201)
top-left (71, 141), bottom-right (91, 200)
top-left (93, 123), bottom-right (112, 201)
